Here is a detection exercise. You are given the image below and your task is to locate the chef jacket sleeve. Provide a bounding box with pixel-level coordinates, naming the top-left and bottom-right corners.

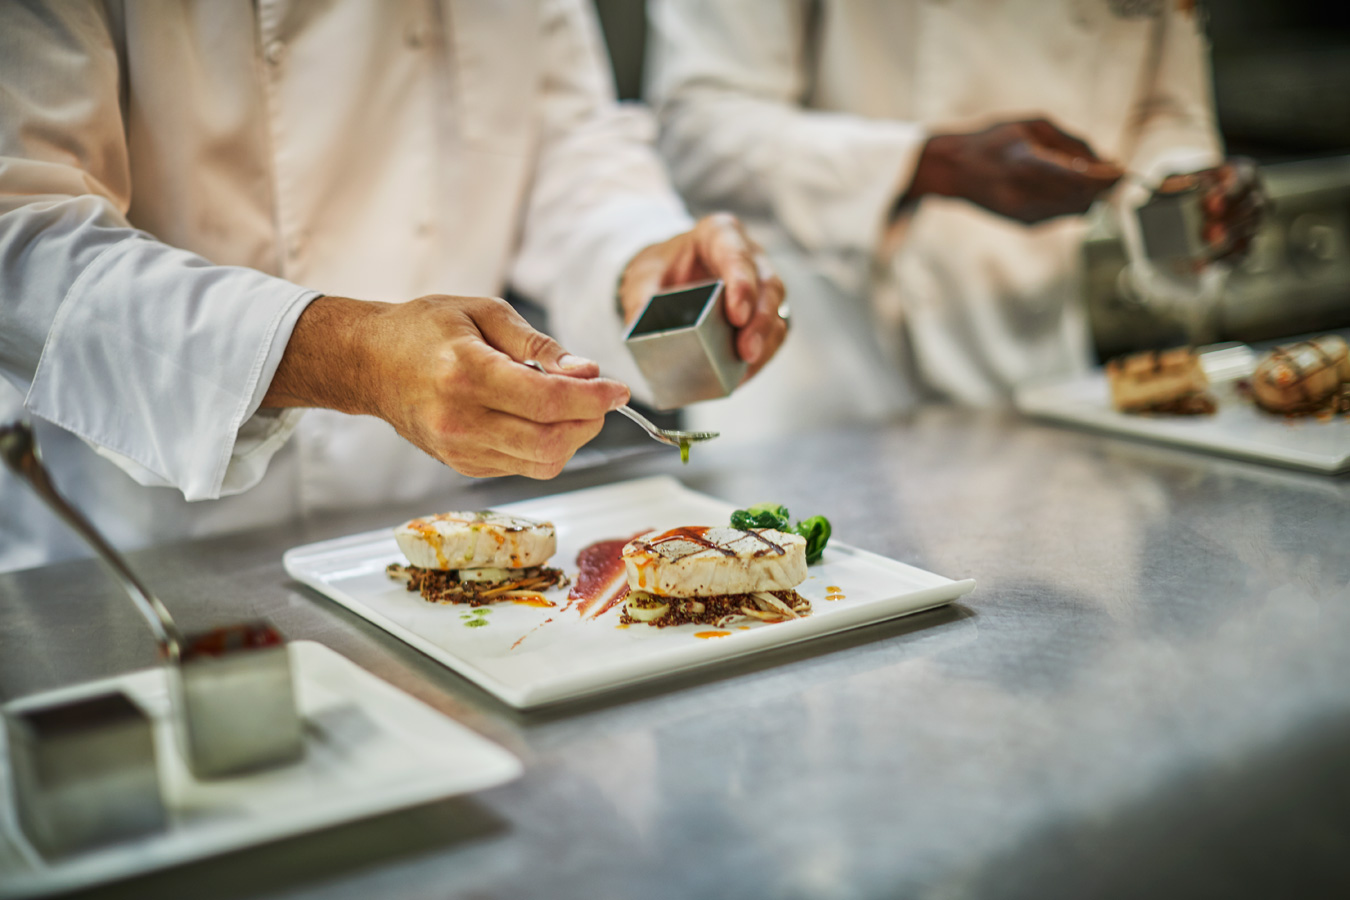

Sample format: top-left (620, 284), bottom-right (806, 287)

top-left (645, 0), bottom-right (925, 260)
top-left (508, 0), bottom-right (694, 398)
top-left (1122, 4), bottom-right (1223, 184)
top-left (0, 2), bottom-right (318, 501)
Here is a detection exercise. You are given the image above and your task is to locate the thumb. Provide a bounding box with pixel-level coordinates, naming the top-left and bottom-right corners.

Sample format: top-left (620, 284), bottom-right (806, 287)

top-left (473, 298), bottom-right (600, 378)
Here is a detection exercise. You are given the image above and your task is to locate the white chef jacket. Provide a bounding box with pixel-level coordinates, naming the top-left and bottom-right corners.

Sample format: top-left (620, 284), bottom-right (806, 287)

top-left (647, 0), bottom-right (1222, 427)
top-left (0, 0), bottom-right (692, 572)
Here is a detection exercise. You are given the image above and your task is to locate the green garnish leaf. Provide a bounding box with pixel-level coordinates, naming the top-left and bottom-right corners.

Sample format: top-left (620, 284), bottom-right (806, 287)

top-left (793, 515), bottom-right (832, 565)
top-left (730, 502), bottom-right (790, 531)
top-left (730, 504), bottom-right (831, 564)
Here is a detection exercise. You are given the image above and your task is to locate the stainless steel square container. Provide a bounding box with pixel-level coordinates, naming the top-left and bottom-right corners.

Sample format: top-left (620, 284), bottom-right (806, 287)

top-left (5, 690), bottom-right (166, 858)
top-left (624, 280), bottom-right (747, 410)
top-left (171, 623), bottom-right (304, 779)
top-left (1137, 185), bottom-right (1208, 271)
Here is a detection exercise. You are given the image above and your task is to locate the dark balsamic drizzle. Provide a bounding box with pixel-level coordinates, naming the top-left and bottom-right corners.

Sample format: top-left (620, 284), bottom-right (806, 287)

top-left (740, 528), bottom-right (786, 556)
top-left (639, 526), bottom-right (737, 559)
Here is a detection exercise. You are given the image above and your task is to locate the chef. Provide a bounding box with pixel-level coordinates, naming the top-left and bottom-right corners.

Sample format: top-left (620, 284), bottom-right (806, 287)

top-left (0, 0), bottom-right (787, 571)
top-left (646, 0), bottom-right (1261, 432)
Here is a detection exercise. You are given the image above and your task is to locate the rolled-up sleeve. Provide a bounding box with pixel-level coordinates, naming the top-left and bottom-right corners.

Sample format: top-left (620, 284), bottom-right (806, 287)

top-left (0, 2), bottom-right (317, 500)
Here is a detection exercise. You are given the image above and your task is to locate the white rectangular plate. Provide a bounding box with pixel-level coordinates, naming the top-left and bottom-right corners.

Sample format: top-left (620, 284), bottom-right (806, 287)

top-left (283, 476), bottom-right (976, 709)
top-left (1016, 371), bottom-right (1350, 474)
top-left (0, 642), bottom-right (521, 899)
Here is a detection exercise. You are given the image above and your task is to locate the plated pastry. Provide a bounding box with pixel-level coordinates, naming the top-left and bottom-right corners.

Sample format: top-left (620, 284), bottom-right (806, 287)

top-left (1105, 347), bottom-right (1216, 415)
top-left (1248, 335), bottom-right (1350, 416)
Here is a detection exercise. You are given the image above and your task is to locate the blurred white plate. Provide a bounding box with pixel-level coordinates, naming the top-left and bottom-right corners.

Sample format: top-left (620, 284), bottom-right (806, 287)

top-left (1015, 356), bottom-right (1350, 474)
top-left (0, 642), bottom-right (521, 899)
top-left (284, 476), bottom-right (976, 709)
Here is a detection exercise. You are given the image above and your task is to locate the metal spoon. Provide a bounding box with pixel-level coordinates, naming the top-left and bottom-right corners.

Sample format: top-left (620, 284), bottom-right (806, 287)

top-left (520, 359), bottom-right (719, 460)
top-left (0, 421), bottom-right (183, 662)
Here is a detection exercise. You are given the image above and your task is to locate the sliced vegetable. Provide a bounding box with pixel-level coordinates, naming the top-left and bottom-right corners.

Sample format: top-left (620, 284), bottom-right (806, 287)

top-left (626, 591), bottom-right (670, 622)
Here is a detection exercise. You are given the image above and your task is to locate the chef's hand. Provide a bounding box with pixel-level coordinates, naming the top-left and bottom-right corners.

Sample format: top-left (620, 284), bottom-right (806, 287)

top-left (619, 212), bottom-right (787, 380)
top-left (1159, 157), bottom-right (1267, 261)
top-left (903, 118), bottom-right (1124, 224)
top-left (261, 294), bottom-right (629, 478)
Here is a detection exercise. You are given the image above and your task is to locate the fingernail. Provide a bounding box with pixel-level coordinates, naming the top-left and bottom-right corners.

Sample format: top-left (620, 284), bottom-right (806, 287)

top-left (745, 333), bottom-right (763, 361)
top-left (609, 393), bottom-right (629, 411)
top-left (558, 354), bottom-right (592, 371)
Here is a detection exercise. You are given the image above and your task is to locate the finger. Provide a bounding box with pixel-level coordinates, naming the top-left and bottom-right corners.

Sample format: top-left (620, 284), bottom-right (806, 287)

top-left (694, 213), bottom-right (761, 327)
top-left (1024, 118), bottom-right (1102, 162)
top-left (619, 247), bottom-right (669, 325)
top-left (477, 410), bottom-right (607, 467)
top-left (1017, 141), bottom-right (1123, 192)
top-left (443, 446), bottom-right (566, 480)
top-left (479, 352), bottom-right (629, 423)
top-left (737, 253), bottom-right (788, 372)
top-left (469, 296), bottom-right (600, 378)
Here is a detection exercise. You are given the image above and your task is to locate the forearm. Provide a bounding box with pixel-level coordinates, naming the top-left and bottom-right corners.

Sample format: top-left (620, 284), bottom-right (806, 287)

top-left (261, 295), bottom-right (382, 415)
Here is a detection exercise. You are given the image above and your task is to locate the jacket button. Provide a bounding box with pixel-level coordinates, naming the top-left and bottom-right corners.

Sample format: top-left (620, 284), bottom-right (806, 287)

top-left (265, 41), bottom-right (286, 65)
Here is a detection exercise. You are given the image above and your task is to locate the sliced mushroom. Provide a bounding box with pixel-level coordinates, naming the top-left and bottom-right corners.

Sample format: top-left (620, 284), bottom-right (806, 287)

top-left (753, 591), bottom-right (799, 619)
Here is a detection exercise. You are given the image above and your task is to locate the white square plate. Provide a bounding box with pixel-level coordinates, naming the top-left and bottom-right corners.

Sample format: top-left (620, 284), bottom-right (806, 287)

top-left (0, 642), bottom-right (521, 899)
top-left (1016, 371), bottom-right (1350, 474)
top-left (283, 476), bottom-right (976, 709)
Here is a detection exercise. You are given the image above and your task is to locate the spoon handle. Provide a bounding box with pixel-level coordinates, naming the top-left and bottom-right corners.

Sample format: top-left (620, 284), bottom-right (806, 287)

top-left (0, 421), bottom-right (183, 660)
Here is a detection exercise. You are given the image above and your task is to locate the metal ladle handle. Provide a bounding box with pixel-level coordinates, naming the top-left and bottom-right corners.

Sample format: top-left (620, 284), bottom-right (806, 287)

top-left (0, 421), bottom-right (183, 662)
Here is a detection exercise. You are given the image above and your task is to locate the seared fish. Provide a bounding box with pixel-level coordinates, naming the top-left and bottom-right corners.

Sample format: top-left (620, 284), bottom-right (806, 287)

top-left (622, 526), bottom-right (807, 597)
top-left (394, 511), bottom-right (556, 571)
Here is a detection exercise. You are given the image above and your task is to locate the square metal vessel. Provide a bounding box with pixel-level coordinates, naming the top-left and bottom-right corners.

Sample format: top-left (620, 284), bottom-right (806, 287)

top-left (624, 280), bottom-right (747, 410)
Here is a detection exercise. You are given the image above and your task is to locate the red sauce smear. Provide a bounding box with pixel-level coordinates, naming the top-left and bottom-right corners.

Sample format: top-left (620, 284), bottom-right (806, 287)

top-left (511, 616), bottom-right (553, 650)
top-left (569, 531), bottom-right (648, 618)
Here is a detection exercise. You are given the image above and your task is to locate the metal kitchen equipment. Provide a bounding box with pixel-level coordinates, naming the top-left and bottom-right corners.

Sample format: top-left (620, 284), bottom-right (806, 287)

top-left (1136, 179), bottom-right (1210, 272)
top-left (624, 279), bottom-right (747, 410)
top-left (0, 420), bottom-right (304, 780)
top-left (4, 690), bottom-right (166, 858)
top-left (519, 359), bottom-right (718, 455)
top-left (1086, 156), bottom-right (1350, 360)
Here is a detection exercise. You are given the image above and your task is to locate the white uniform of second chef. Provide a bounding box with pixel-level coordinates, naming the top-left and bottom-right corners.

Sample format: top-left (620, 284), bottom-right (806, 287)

top-left (647, 0), bottom-right (1222, 431)
top-left (0, 0), bottom-right (693, 571)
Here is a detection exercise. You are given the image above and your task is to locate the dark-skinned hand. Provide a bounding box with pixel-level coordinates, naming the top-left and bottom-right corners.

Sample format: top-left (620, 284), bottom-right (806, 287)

top-left (903, 118), bottom-right (1124, 225)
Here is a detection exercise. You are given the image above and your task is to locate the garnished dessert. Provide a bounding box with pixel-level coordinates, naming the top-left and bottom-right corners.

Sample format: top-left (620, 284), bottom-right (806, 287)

top-left (619, 526), bottom-right (811, 628)
top-left (385, 511), bottom-right (567, 606)
top-left (1105, 347), bottom-right (1216, 415)
top-left (1248, 335), bottom-right (1350, 416)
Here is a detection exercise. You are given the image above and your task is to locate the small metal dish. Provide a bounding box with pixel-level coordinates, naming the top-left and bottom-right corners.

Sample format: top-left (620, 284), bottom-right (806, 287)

top-left (624, 280), bottom-right (746, 410)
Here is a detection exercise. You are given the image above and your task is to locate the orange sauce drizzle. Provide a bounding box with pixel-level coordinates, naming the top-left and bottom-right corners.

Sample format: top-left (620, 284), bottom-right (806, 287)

top-left (510, 594), bottom-right (555, 608)
top-left (694, 630), bottom-right (731, 639)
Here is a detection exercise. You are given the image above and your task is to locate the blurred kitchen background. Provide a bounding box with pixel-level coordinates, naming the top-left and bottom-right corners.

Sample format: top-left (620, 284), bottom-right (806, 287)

top-left (592, 0), bottom-right (1350, 363)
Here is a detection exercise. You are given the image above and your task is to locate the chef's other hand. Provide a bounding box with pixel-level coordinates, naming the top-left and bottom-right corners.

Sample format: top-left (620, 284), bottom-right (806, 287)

top-left (904, 118), bottom-right (1124, 225)
top-left (1159, 157), bottom-right (1267, 262)
top-left (619, 212), bottom-right (787, 380)
top-left (262, 294), bottom-right (629, 478)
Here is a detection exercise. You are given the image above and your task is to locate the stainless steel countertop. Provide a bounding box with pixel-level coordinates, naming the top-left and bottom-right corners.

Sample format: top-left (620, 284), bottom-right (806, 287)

top-left (3, 408), bottom-right (1348, 899)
